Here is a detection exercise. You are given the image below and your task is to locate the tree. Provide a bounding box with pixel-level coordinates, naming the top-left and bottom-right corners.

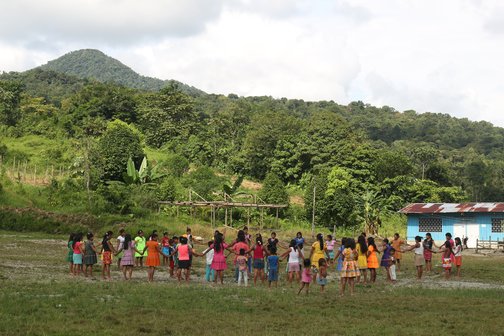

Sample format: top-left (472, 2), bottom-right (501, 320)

top-left (137, 83), bottom-right (199, 148)
top-left (96, 120), bottom-right (144, 181)
top-left (0, 80), bottom-right (24, 126)
top-left (258, 172), bottom-right (289, 206)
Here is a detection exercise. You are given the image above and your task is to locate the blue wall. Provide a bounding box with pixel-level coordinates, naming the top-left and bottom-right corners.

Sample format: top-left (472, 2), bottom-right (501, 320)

top-left (406, 213), bottom-right (504, 243)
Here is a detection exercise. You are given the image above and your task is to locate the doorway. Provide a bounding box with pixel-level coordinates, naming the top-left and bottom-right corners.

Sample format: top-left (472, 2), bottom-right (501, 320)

top-left (453, 223), bottom-right (479, 248)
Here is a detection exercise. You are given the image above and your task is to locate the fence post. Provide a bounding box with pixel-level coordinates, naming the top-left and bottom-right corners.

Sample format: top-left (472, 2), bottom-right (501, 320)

top-left (476, 239), bottom-right (479, 254)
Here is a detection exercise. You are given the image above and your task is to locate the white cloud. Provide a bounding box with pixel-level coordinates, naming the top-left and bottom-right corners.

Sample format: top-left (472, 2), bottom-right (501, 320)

top-left (1, 0), bottom-right (504, 127)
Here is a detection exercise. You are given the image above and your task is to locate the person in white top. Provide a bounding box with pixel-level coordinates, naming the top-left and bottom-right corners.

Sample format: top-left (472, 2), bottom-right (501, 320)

top-left (453, 237), bottom-right (463, 278)
top-left (202, 241), bottom-right (215, 282)
top-left (280, 239), bottom-right (303, 287)
top-left (402, 236), bottom-right (424, 280)
top-left (116, 229), bottom-right (126, 270)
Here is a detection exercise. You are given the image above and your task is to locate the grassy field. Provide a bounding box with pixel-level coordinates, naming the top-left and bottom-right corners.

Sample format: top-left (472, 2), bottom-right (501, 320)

top-left (1, 231), bottom-right (504, 336)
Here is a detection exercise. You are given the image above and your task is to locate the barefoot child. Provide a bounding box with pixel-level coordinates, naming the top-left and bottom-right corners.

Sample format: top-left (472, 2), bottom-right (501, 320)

top-left (100, 231), bottom-right (115, 280)
top-left (423, 233), bottom-right (435, 273)
top-left (66, 233), bottom-right (75, 275)
top-left (72, 233), bottom-right (83, 276)
top-left (340, 238), bottom-right (360, 296)
top-left (202, 241), bottom-right (215, 282)
top-left (236, 249), bottom-right (248, 286)
top-left (171, 236), bottom-right (201, 283)
top-left (161, 232), bottom-right (170, 266)
top-left (402, 236), bottom-right (424, 280)
top-left (389, 248), bottom-right (397, 283)
top-left (454, 237), bottom-right (463, 278)
top-left (143, 233), bottom-right (165, 282)
top-left (317, 258), bottom-right (328, 292)
top-left (134, 230), bottom-right (146, 267)
top-left (83, 232), bottom-right (98, 278)
top-left (356, 235), bottom-right (368, 284)
top-left (267, 246), bottom-right (280, 288)
top-left (366, 237), bottom-right (379, 283)
top-left (298, 259), bottom-right (312, 295)
top-left (280, 239), bottom-right (302, 287)
top-left (326, 235), bottom-right (336, 264)
top-left (116, 234), bottom-right (143, 280)
top-left (441, 241), bottom-right (454, 280)
top-left (380, 238), bottom-right (392, 282)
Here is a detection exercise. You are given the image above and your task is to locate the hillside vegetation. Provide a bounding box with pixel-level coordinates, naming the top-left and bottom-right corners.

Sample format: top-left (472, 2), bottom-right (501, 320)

top-left (1, 49), bottom-right (504, 234)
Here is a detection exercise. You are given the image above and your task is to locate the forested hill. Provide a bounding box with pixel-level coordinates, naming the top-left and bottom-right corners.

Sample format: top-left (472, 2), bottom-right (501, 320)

top-left (1, 50), bottom-right (504, 229)
top-left (36, 49), bottom-right (205, 96)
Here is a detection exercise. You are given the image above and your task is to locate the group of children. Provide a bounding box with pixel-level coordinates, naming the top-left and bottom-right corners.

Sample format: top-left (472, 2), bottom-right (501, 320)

top-left (66, 227), bottom-right (464, 294)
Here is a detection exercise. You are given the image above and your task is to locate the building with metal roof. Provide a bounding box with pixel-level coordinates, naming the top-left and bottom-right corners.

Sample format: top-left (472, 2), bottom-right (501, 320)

top-left (399, 203), bottom-right (504, 247)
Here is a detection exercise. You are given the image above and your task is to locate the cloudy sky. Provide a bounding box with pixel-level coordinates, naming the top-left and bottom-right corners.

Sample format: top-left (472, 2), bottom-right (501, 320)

top-left (1, 0), bottom-right (504, 126)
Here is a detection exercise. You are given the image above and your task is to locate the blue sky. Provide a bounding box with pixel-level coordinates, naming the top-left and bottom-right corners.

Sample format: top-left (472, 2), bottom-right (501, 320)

top-left (1, 0), bottom-right (504, 126)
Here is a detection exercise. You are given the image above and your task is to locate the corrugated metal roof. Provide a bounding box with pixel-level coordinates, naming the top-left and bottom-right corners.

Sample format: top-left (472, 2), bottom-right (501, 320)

top-left (399, 203), bottom-right (504, 214)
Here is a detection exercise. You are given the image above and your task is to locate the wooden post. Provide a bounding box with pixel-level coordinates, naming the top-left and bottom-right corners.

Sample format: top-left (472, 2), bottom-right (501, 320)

top-left (476, 239), bottom-right (479, 254)
top-left (260, 208), bottom-right (264, 230)
top-left (247, 208), bottom-right (250, 226)
top-left (33, 165), bottom-right (37, 183)
top-left (311, 186), bottom-right (316, 238)
top-left (276, 208), bottom-right (279, 228)
top-left (230, 208), bottom-right (233, 227)
top-left (225, 208), bottom-right (228, 226)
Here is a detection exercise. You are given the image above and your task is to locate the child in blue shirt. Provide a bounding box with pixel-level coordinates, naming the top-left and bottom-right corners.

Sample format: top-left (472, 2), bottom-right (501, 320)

top-left (267, 246), bottom-right (280, 288)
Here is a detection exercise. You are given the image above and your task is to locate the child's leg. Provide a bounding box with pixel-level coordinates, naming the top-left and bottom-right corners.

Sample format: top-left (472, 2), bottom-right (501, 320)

top-left (418, 265), bottom-right (423, 279)
top-left (89, 265), bottom-right (93, 278)
top-left (456, 265), bottom-right (461, 277)
top-left (340, 277), bottom-right (346, 295)
top-left (349, 277), bottom-right (355, 295)
top-left (363, 269), bottom-right (367, 283)
top-left (298, 282), bottom-right (305, 295)
top-left (396, 259), bottom-right (401, 271)
top-left (238, 270), bottom-right (243, 285)
top-left (122, 265), bottom-right (128, 279)
top-left (320, 284), bottom-right (324, 292)
top-left (385, 266), bottom-right (391, 281)
top-left (305, 282), bottom-right (310, 294)
top-left (185, 268), bottom-right (190, 282)
top-left (244, 271), bottom-right (248, 286)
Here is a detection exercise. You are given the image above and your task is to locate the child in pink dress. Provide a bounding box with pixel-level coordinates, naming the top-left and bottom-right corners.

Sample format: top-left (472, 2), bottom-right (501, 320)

top-left (298, 259), bottom-right (312, 295)
top-left (204, 233), bottom-right (229, 284)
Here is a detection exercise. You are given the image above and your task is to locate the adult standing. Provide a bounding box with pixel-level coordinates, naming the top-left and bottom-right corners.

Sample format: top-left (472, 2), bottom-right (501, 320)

top-left (229, 230), bottom-right (250, 282)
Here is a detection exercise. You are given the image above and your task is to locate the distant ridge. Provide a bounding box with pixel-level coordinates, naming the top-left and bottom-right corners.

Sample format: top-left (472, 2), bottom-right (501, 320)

top-left (37, 49), bottom-right (205, 96)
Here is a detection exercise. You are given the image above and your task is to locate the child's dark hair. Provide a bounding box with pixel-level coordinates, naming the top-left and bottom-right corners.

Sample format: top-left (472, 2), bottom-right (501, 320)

top-left (316, 233), bottom-right (324, 250)
top-left (367, 237), bottom-right (378, 253)
top-left (207, 240), bottom-right (213, 247)
top-left (327, 234), bottom-right (333, 240)
top-left (345, 238), bottom-right (356, 249)
top-left (318, 258), bottom-right (326, 267)
top-left (415, 235), bottom-right (422, 242)
top-left (237, 230), bottom-right (246, 243)
top-left (303, 258), bottom-right (311, 268)
top-left (123, 234), bottom-right (132, 250)
top-left (119, 228), bottom-right (125, 235)
top-left (86, 232), bottom-right (94, 240)
top-left (256, 235), bottom-right (263, 245)
top-left (445, 232), bottom-right (452, 238)
top-left (444, 241), bottom-right (454, 255)
top-left (358, 235), bottom-right (368, 253)
top-left (172, 235), bottom-right (178, 241)
top-left (239, 248), bottom-right (245, 256)
top-left (341, 237), bottom-right (347, 248)
top-left (137, 230), bottom-right (143, 235)
top-left (169, 239), bottom-right (174, 245)
top-left (214, 233), bottom-right (223, 252)
top-left (68, 233), bottom-right (75, 242)
top-left (383, 238), bottom-right (389, 244)
top-left (72, 233), bottom-right (83, 248)
top-left (269, 246), bottom-right (277, 254)
top-left (455, 237), bottom-right (462, 250)
top-left (179, 236), bottom-right (188, 244)
top-left (289, 239), bottom-right (298, 251)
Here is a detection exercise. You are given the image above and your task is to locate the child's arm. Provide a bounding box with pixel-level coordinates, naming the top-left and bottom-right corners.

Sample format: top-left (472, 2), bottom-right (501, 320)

top-left (280, 249), bottom-right (290, 260)
top-left (190, 248), bottom-right (203, 257)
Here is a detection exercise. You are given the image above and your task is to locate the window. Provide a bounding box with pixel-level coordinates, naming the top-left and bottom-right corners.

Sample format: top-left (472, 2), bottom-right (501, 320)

top-left (491, 218), bottom-right (504, 233)
top-left (419, 218), bottom-right (442, 232)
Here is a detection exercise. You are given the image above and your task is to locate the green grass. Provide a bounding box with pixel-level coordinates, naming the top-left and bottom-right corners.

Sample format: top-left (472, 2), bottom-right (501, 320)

top-left (1, 232), bottom-right (504, 335)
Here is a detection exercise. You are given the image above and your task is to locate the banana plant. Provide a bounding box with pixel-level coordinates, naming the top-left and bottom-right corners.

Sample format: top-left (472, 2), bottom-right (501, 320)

top-left (123, 157), bottom-right (165, 185)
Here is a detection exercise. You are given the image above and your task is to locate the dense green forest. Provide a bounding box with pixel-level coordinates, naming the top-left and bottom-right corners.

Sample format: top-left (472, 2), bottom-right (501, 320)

top-left (1, 49), bottom-right (503, 233)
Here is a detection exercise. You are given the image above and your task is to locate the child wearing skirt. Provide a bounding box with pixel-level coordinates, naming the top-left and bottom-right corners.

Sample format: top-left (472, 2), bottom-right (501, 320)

top-left (454, 237), bottom-right (463, 278)
top-left (72, 233), bottom-right (84, 276)
top-left (340, 238), bottom-right (360, 296)
top-left (116, 234), bottom-right (143, 280)
top-left (83, 232), bottom-right (98, 278)
top-left (317, 259), bottom-right (328, 292)
top-left (66, 233), bottom-right (75, 275)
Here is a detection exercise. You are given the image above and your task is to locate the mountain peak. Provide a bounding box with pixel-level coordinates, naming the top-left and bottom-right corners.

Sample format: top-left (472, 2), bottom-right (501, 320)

top-left (37, 49), bottom-right (204, 95)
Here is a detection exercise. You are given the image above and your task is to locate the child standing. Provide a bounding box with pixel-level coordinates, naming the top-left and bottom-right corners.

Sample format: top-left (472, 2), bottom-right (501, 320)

top-left (388, 248), bottom-right (397, 283)
top-left (203, 241), bottom-right (215, 282)
top-left (356, 235), bottom-right (368, 284)
top-left (280, 239), bottom-right (302, 287)
top-left (143, 233), bottom-right (164, 282)
top-left (298, 259), bottom-right (312, 295)
top-left (66, 233), bottom-right (75, 275)
top-left (249, 236), bottom-right (266, 286)
top-left (441, 241), bottom-right (454, 280)
top-left (134, 230), bottom-right (146, 267)
top-left (334, 238), bottom-right (346, 273)
top-left (340, 238), bottom-right (360, 296)
top-left (326, 235), bottom-right (336, 264)
top-left (423, 233), bottom-right (435, 273)
top-left (72, 233), bottom-right (83, 276)
top-left (366, 237), bottom-right (379, 283)
top-left (380, 238), bottom-right (392, 282)
top-left (267, 247), bottom-right (280, 288)
top-left (206, 233), bottom-right (229, 284)
top-left (117, 234), bottom-right (142, 280)
top-left (402, 236), bottom-right (424, 280)
top-left (317, 258), bottom-right (328, 292)
top-left (454, 237), bottom-right (463, 278)
top-left (100, 231), bottom-right (115, 280)
top-left (236, 248), bottom-right (248, 286)
top-left (161, 232), bottom-right (170, 266)
top-left (83, 232), bottom-right (98, 278)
